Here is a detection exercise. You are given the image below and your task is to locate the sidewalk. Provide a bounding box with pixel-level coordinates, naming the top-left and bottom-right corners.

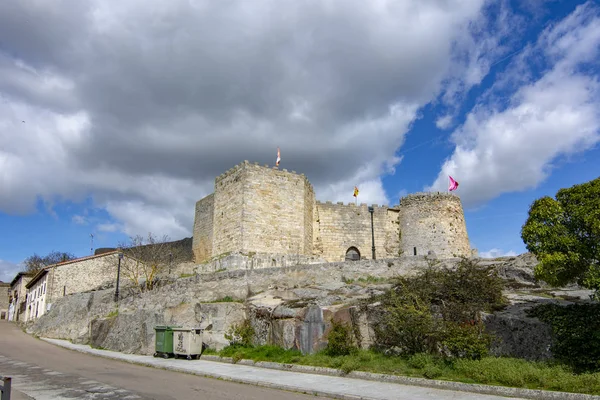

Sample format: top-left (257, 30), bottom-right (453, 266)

top-left (40, 338), bottom-right (593, 400)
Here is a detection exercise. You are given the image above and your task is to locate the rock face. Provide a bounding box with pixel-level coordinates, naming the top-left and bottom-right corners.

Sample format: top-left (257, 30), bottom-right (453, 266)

top-left (26, 253), bottom-right (593, 361)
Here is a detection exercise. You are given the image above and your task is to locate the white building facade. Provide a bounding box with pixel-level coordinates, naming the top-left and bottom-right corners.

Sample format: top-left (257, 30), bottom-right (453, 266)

top-left (25, 269), bottom-right (50, 322)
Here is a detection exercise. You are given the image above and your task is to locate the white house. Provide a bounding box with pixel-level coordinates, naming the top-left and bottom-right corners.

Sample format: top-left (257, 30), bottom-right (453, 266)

top-left (25, 268), bottom-right (50, 322)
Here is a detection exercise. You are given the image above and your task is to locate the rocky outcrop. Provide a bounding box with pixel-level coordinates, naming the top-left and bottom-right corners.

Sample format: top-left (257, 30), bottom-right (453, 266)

top-left (26, 253), bottom-right (592, 361)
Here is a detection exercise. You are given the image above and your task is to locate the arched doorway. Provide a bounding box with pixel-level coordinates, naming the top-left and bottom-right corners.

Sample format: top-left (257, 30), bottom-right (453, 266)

top-left (345, 247), bottom-right (361, 261)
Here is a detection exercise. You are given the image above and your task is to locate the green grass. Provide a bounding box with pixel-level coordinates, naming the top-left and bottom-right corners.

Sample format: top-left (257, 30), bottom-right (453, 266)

top-left (209, 345), bottom-right (600, 395)
top-left (106, 309), bottom-right (118, 318)
top-left (179, 273), bottom-right (195, 278)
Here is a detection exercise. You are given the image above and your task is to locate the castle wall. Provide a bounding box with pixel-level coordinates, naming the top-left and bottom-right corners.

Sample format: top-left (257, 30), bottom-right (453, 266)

top-left (192, 161), bottom-right (472, 264)
top-left (192, 194), bottom-right (214, 263)
top-left (304, 183), bottom-right (315, 255)
top-left (241, 163), bottom-right (314, 255)
top-left (212, 164), bottom-right (246, 256)
top-left (314, 202), bottom-right (395, 262)
top-left (397, 192), bottom-right (471, 258)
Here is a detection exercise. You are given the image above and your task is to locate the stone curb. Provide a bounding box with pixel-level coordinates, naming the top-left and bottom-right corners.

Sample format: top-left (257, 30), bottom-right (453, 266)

top-left (40, 339), bottom-right (598, 400)
top-left (199, 355), bottom-right (600, 400)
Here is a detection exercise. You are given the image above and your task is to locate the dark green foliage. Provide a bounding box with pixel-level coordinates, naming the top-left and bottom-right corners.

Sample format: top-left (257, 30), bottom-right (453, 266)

top-left (224, 318), bottom-right (255, 347)
top-left (521, 177), bottom-right (600, 297)
top-left (528, 303), bottom-right (600, 372)
top-left (324, 320), bottom-right (358, 356)
top-left (371, 258), bottom-right (505, 359)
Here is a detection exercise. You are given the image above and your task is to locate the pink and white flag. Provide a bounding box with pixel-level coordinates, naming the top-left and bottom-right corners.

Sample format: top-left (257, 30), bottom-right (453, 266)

top-left (448, 176), bottom-right (459, 191)
top-left (276, 147), bottom-right (281, 166)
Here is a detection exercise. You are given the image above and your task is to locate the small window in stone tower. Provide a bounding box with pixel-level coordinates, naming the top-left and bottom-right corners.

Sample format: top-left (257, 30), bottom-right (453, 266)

top-left (345, 247), bottom-right (361, 261)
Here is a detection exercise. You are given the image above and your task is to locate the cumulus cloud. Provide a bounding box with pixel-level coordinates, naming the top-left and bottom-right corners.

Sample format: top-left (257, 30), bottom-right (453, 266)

top-left (0, 259), bottom-right (21, 283)
top-left (427, 2), bottom-right (600, 208)
top-left (436, 115), bottom-right (454, 130)
top-left (0, 0), bottom-right (517, 238)
top-left (479, 248), bottom-right (518, 258)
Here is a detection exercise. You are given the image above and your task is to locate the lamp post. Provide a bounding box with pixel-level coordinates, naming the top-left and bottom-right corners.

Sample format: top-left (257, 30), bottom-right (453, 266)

top-left (114, 251), bottom-right (123, 302)
top-left (368, 206), bottom-right (376, 260)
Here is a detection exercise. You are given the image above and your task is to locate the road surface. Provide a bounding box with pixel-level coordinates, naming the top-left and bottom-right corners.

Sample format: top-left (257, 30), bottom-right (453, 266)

top-left (0, 321), bottom-right (329, 400)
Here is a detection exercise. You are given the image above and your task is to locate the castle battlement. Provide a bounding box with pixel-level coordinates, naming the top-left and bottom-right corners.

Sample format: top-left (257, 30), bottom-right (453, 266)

top-left (315, 200), bottom-right (390, 210)
top-left (399, 191), bottom-right (461, 205)
top-left (215, 160), bottom-right (314, 191)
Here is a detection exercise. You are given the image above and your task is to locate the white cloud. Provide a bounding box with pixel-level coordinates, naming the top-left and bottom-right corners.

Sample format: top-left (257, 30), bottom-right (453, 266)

top-left (0, 0), bottom-right (519, 238)
top-left (427, 2), bottom-right (600, 208)
top-left (0, 259), bottom-right (21, 283)
top-left (72, 215), bottom-right (87, 225)
top-left (479, 248), bottom-right (518, 258)
top-left (436, 115), bottom-right (453, 130)
top-left (97, 223), bottom-right (120, 233)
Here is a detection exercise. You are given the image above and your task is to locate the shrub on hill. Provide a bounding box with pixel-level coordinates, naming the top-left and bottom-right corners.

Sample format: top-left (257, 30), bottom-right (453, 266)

top-left (528, 302), bottom-right (600, 373)
top-left (368, 258), bottom-right (506, 360)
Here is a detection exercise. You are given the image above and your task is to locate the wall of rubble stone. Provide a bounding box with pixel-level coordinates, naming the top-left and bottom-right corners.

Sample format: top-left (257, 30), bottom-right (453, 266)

top-left (314, 202), bottom-right (397, 261)
top-left (192, 194), bottom-right (214, 263)
top-left (212, 163), bottom-right (245, 257)
top-left (47, 253), bottom-right (123, 304)
top-left (241, 162), bottom-right (315, 256)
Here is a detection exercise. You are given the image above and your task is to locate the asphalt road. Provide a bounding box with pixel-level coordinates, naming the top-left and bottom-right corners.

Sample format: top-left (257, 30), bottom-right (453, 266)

top-left (0, 321), bottom-right (330, 400)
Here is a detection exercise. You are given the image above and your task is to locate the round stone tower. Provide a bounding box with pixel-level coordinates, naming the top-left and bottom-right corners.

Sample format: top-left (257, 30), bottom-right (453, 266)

top-left (397, 192), bottom-right (471, 258)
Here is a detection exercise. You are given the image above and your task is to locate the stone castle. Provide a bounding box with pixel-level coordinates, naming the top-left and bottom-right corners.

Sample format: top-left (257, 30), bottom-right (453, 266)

top-left (192, 161), bottom-right (472, 264)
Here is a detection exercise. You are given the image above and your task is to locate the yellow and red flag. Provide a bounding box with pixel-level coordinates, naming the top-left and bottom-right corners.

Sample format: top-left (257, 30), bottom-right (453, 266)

top-left (276, 147), bottom-right (281, 166)
top-left (353, 186), bottom-right (359, 197)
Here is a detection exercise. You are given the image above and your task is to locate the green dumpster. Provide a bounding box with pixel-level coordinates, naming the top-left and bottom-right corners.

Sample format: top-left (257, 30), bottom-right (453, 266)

top-left (154, 326), bottom-right (181, 358)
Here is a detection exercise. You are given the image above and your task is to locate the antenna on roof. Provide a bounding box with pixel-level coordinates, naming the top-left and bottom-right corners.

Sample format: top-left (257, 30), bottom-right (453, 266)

top-left (90, 233), bottom-right (94, 255)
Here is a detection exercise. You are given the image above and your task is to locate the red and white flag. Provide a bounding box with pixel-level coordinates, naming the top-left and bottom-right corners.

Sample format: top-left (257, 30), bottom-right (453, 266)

top-left (448, 176), bottom-right (459, 191)
top-left (276, 147), bottom-right (281, 166)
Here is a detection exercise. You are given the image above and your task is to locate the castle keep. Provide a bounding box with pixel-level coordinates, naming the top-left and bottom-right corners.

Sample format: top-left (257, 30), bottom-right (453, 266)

top-left (192, 161), bottom-right (472, 263)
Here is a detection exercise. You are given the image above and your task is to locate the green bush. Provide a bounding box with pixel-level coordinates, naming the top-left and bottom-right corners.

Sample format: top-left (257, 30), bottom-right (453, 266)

top-left (224, 318), bottom-right (255, 347)
top-left (325, 320), bottom-right (358, 356)
top-left (440, 321), bottom-right (492, 360)
top-left (528, 303), bottom-right (600, 372)
top-left (370, 258), bottom-right (504, 359)
top-left (372, 288), bottom-right (442, 355)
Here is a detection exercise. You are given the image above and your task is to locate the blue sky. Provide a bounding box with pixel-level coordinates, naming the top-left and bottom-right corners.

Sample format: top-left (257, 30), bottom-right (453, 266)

top-left (1, 0), bottom-right (599, 282)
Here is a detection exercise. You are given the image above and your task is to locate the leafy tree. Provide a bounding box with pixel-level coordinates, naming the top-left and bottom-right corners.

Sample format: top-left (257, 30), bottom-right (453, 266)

top-left (521, 177), bottom-right (600, 297)
top-left (23, 251), bottom-right (76, 274)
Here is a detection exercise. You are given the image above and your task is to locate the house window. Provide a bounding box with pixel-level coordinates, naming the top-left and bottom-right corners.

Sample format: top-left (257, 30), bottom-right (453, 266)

top-left (345, 247), bottom-right (361, 261)
top-left (43, 283), bottom-right (46, 294)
